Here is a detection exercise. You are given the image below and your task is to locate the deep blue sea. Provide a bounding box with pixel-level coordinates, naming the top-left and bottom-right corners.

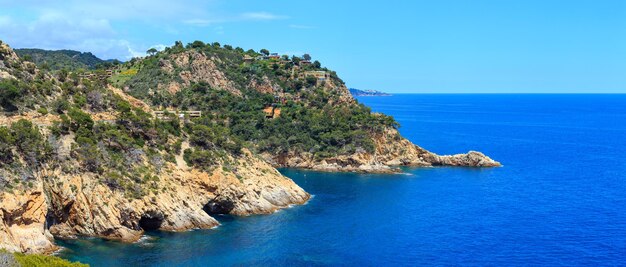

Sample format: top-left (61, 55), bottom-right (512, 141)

top-left (57, 94), bottom-right (626, 266)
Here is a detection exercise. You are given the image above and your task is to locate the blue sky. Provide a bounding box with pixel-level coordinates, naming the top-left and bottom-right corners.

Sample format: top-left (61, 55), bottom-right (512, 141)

top-left (0, 0), bottom-right (625, 93)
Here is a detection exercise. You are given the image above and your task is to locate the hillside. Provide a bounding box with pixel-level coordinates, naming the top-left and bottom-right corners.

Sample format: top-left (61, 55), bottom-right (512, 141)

top-left (116, 40), bottom-right (500, 173)
top-left (14, 48), bottom-right (115, 71)
top-left (0, 40), bottom-right (309, 254)
top-left (0, 39), bottom-right (499, 254)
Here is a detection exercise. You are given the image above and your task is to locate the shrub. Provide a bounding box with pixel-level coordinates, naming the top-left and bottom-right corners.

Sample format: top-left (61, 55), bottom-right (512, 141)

top-left (0, 79), bottom-right (22, 111)
top-left (0, 126), bottom-right (14, 164)
top-left (10, 119), bottom-right (49, 165)
top-left (37, 107), bottom-right (48, 115)
top-left (53, 99), bottom-right (70, 114)
top-left (305, 76), bottom-right (317, 87)
top-left (67, 108), bottom-right (94, 131)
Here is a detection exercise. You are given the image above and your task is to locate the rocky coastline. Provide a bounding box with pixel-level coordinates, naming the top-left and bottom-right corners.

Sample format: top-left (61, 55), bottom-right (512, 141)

top-left (0, 151), bottom-right (310, 254)
top-left (265, 129), bottom-right (500, 173)
top-left (0, 40), bottom-right (499, 256)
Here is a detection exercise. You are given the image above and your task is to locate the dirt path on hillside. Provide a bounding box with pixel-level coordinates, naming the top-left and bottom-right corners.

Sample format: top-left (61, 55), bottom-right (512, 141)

top-left (0, 112), bottom-right (118, 127)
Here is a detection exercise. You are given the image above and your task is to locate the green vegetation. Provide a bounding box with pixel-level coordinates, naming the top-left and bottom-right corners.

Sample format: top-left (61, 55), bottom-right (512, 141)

top-left (0, 79), bottom-right (22, 111)
top-left (1, 39), bottom-right (400, 194)
top-left (13, 252), bottom-right (88, 267)
top-left (0, 56), bottom-right (184, 196)
top-left (109, 67), bottom-right (138, 88)
top-left (146, 48), bottom-right (158, 56)
top-left (14, 48), bottom-right (117, 71)
top-left (170, 85), bottom-right (396, 159)
top-left (119, 40), bottom-right (398, 161)
top-left (0, 119), bottom-right (50, 167)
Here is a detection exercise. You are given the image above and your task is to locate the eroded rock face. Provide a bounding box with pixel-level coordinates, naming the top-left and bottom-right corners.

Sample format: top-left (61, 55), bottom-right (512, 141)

top-left (248, 75), bottom-right (280, 94)
top-left (0, 152), bottom-right (309, 253)
top-left (165, 51), bottom-right (241, 96)
top-left (0, 42), bottom-right (46, 82)
top-left (0, 188), bottom-right (55, 254)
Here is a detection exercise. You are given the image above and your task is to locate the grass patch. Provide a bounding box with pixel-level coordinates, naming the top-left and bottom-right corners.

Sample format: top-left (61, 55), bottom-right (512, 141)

top-left (109, 67), bottom-right (139, 87)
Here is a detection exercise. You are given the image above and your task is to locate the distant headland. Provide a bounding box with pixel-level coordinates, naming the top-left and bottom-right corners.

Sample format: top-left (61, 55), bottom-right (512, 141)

top-left (349, 88), bottom-right (392, 96)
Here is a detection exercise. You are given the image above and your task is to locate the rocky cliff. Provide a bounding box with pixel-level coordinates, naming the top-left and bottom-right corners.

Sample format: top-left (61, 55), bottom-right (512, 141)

top-left (0, 149), bottom-right (309, 253)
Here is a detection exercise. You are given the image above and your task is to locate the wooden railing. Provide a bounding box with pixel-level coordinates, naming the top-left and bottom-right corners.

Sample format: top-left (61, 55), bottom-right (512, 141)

top-left (153, 111), bottom-right (202, 120)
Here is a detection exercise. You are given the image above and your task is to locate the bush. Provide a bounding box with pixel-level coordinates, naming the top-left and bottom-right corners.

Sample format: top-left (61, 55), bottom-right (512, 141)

top-left (53, 99), bottom-right (70, 114)
top-left (0, 79), bottom-right (22, 111)
top-left (305, 76), bottom-right (317, 87)
top-left (37, 107), bottom-right (48, 115)
top-left (74, 95), bottom-right (87, 108)
top-left (0, 127), bottom-right (14, 164)
top-left (67, 108), bottom-right (94, 131)
top-left (189, 40), bottom-right (205, 48)
top-left (9, 119), bottom-right (50, 165)
top-left (183, 148), bottom-right (216, 167)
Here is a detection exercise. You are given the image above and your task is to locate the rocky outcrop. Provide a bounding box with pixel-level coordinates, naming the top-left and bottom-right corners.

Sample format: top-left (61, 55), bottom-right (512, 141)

top-left (266, 128), bottom-right (500, 173)
top-left (0, 151), bottom-right (309, 253)
top-left (166, 50), bottom-right (241, 96)
top-left (0, 188), bottom-right (55, 254)
top-left (0, 41), bottom-right (44, 82)
top-left (248, 75), bottom-right (281, 94)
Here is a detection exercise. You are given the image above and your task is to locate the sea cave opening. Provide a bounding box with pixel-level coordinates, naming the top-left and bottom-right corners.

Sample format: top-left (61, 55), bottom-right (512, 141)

top-left (138, 211), bottom-right (164, 231)
top-left (203, 198), bottom-right (235, 215)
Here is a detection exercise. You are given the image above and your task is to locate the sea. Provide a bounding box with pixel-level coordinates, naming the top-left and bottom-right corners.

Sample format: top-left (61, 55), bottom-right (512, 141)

top-left (57, 94), bottom-right (626, 266)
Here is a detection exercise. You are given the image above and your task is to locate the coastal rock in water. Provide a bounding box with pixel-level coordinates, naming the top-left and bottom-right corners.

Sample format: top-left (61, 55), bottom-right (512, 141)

top-left (426, 151), bottom-right (501, 167)
top-left (373, 129), bottom-right (500, 167)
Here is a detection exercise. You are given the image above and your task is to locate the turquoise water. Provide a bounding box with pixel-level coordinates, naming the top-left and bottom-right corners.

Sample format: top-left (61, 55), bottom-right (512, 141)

top-left (57, 94), bottom-right (626, 266)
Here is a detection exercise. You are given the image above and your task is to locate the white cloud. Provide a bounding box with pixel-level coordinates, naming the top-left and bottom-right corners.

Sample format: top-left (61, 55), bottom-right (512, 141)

top-left (149, 44), bottom-right (168, 52)
top-left (184, 11), bottom-right (288, 27)
top-left (0, 1), bottom-right (289, 59)
top-left (0, 9), bottom-right (122, 57)
top-left (0, 12), bottom-right (142, 59)
top-left (126, 43), bottom-right (146, 58)
top-left (182, 19), bottom-right (218, 27)
top-left (0, 0), bottom-right (222, 59)
top-left (240, 12), bottom-right (287, 21)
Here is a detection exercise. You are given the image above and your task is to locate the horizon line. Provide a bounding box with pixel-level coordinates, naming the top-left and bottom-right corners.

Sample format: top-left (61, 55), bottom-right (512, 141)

top-left (370, 92), bottom-right (626, 95)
